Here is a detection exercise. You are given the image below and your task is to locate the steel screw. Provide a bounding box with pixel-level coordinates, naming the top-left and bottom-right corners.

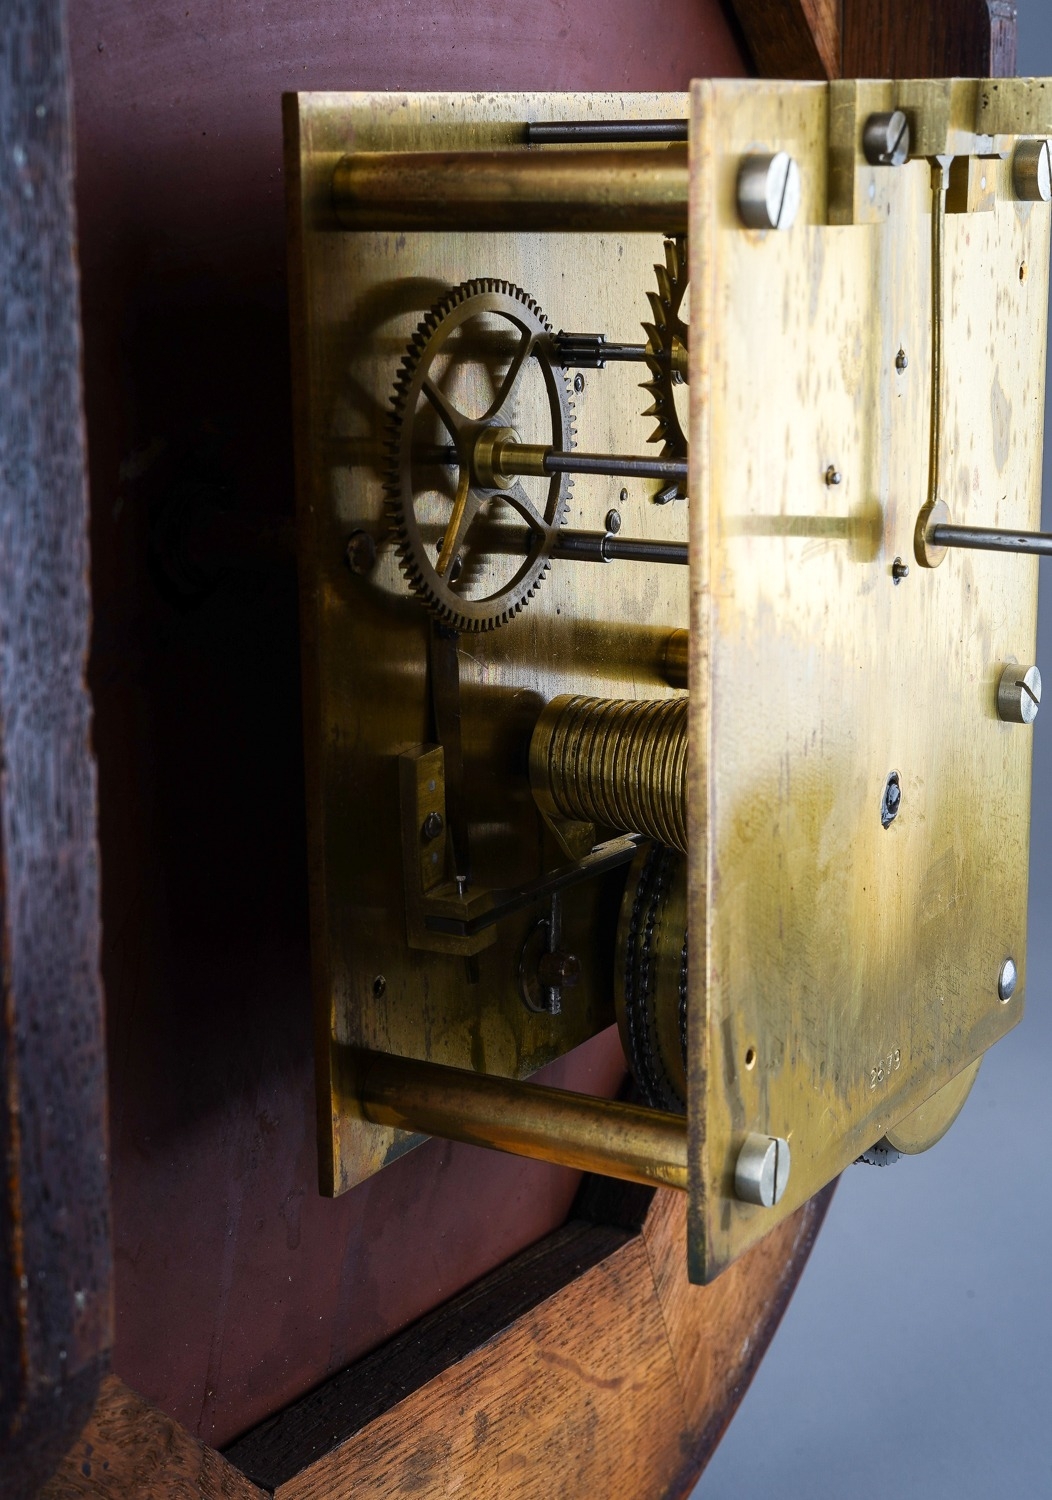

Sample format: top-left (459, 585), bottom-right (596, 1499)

top-left (892, 557), bottom-right (909, 584)
top-left (422, 811), bottom-right (444, 841)
top-left (573, 372), bottom-right (585, 394)
top-left (1013, 139), bottom-right (1052, 203)
top-left (734, 1133), bottom-right (791, 1208)
top-left (998, 957), bottom-right (1018, 1003)
top-left (881, 770), bottom-right (901, 828)
top-left (619, 487), bottom-right (629, 504)
top-left (345, 529), bottom-right (377, 576)
top-left (372, 975), bottom-right (386, 999)
top-left (895, 348), bottom-right (909, 373)
top-left (825, 465), bottom-right (842, 487)
top-left (737, 151), bottom-right (801, 232)
top-left (537, 950), bottom-right (581, 990)
top-left (997, 663), bottom-right (1042, 724)
top-left (605, 508), bottom-right (622, 534)
top-left (455, 874), bottom-right (468, 898)
top-left (863, 110), bottom-right (910, 168)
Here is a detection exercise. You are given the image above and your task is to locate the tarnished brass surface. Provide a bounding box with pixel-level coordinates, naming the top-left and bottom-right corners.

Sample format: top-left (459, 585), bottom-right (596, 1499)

top-left (331, 146), bottom-right (689, 233)
top-left (663, 628), bottom-right (689, 690)
top-left (884, 1058), bottom-right (982, 1155)
top-left (530, 694), bottom-right (688, 853)
top-left (353, 1049), bottom-right (688, 1190)
top-left (688, 80), bottom-right (1048, 1280)
top-left (286, 92), bottom-right (688, 1195)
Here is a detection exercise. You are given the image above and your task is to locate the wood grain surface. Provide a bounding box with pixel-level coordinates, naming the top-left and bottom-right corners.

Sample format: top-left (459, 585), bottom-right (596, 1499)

top-left (730, 0), bottom-right (842, 79)
top-left (223, 1184), bottom-right (834, 1498)
top-left (40, 1376), bottom-right (265, 1500)
top-left (844, 0), bottom-right (1017, 78)
top-left (0, 1), bottom-right (109, 1495)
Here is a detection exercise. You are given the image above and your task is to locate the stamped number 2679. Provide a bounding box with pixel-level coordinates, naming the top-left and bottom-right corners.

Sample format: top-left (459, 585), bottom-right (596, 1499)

top-left (869, 1049), bottom-right (901, 1090)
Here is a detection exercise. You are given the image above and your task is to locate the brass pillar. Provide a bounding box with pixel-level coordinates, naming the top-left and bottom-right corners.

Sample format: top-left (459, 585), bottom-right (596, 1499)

top-left (332, 146), bottom-right (689, 232)
top-left (354, 1049), bottom-right (688, 1191)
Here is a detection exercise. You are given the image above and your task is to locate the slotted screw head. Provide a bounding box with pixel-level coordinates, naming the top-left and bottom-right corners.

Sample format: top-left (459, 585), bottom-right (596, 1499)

top-left (863, 110), bottom-right (910, 167)
top-left (734, 1133), bottom-right (791, 1208)
top-left (998, 957), bottom-right (1018, 1003)
top-left (737, 152), bottom-right (801, 231)
top-left (997, 664), bottom-right (1042, 725)
top-left (1013, 139), bottom-right (1052, 203)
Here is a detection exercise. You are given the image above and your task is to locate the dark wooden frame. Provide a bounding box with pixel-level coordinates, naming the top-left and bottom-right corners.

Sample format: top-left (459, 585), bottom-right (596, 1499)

top-left (3, 0), bottom-right (1017, 1495)
top-left (0, 4), bottom-right (110, 1497)
top-left (729, 0), bottom-right (1017, 80)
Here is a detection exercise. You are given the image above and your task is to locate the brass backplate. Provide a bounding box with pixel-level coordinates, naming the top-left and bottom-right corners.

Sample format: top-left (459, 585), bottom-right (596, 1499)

top-left (286, 92), bottom-right (689, 1194)
top-left (687, 80), bottom-right (1048, 1280)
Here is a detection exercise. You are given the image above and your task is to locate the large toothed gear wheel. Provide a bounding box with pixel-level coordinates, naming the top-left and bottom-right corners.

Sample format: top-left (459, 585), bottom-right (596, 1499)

top-left (641, 237), bottom-right (688, 503)
top-left (384, 279), bottom-right (575, 632)
top-left (615, 842), bottom-right (688, 1114)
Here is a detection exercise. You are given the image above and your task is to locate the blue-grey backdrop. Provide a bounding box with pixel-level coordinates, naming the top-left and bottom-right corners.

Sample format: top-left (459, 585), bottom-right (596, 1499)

top-left (697, 12), bottom-right (1052, 1496)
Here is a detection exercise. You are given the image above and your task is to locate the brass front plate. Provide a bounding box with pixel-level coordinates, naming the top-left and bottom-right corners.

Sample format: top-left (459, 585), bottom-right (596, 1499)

top-left (688, 80), bottom-right (1048, 1279)
top-left (286, 93), bottom-right (688, 1194)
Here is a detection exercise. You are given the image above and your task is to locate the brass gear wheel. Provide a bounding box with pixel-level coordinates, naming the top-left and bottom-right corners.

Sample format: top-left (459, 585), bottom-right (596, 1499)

top-left (640, 237), bottom-right (688, 503)
top-left (384, 279), bottom-right (575, 632)
top-left (615, 842), bottom-right (688, 1114)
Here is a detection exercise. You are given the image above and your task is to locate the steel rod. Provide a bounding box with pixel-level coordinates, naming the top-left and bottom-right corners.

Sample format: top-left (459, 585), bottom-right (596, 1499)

top-left (553, 334), bottom-right (651, 367)
top-left (525, 119), bottom-right (689, 145)
top-left (354, 1049), bottom-right (688, 1191)
top-left (931, 524), bottom-right (1052, 557)
top-left (332, 147), bottom-right (688, 232)
top-left (424, 443), bottom-right (687, 484)
top-left (541, 449), bottom-right (688, 481)
top-left (552, 531), bottom-right (688, 565)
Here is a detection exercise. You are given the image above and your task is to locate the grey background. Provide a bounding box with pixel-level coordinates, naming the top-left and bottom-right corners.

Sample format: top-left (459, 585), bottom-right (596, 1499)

top-left (697, 14), bottom-right (1052, 1497)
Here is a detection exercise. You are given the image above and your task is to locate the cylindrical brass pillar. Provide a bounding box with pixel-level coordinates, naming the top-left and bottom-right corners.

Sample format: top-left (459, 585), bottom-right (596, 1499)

top-left (662, 628), bottom-right (689, 690)
top-left (530, 694), bottom-right (688, 854)
top-left (355, 1049), bottom-right (688, 1191)
top-left (332, 146), bottom-right (689, 232)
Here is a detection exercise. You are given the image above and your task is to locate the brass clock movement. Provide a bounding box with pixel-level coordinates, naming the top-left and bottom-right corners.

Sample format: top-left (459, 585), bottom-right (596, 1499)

top-left (285, 79), bottom-right (1052, 1281)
